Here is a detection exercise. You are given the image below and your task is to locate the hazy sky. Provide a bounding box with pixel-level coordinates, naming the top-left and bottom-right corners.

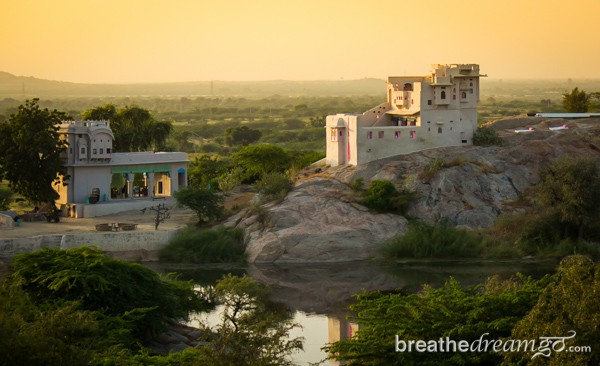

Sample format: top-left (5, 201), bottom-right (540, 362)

top-left (1, 0), bottom-right (599, 83)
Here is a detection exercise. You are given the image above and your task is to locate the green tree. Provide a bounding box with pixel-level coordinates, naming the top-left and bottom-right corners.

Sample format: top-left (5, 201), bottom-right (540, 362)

top-left (504, 256), bottom-right (600, 365)
top-left (327, 275), bottom-right (546, 366)
top-left (473, 126), bottom-right (503, 146)
top-left (360, 179), bottom-right (414, 214)
top-left (537, 156), bottom-right (600, 240)
top-left (0, 99), bottom-right (67, 204)
top-left (224, 126), bottom-right (262, 146)
top-left (0, 186), bottom-right (12, 210)
top-left (188, 155), bottom-right (231, 189)
top-left (81, 104), bottom-right (172, 152)
top-left (562, 87), bottom-right (591, 113)
top-left (9, 246), bottom-right (207, 338)
top-left (232, 145), bottom-right (291, 181)
top-left (174, 186), bottom-right (224, 225)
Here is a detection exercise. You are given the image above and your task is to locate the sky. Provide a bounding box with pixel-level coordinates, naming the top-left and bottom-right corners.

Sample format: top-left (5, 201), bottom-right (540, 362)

top-left (1, 0), bottom-right (599, 83)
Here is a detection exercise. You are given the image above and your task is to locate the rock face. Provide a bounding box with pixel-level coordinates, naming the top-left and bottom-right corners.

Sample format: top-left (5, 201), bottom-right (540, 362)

top-left (225, 178), bottom-right (407, 263)
top-left (331, 117), bottom-right (600, 229)
top-left (228, 117), bottom-right (600, 263)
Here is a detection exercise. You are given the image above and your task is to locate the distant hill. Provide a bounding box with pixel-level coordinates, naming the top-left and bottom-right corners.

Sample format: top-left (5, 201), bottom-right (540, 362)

top-left (0, 71), bottom-right (386, 97)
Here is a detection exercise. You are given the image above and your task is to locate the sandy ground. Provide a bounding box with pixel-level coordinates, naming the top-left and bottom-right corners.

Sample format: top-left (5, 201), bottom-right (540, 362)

top-left (0, 192), bottom-right (256, 240)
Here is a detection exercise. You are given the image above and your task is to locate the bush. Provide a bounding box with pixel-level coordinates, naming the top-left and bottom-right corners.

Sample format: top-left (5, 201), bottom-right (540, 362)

top-left (360, 179), bottom-right (413, 215)
top-left (293, 150), bottom-right (325, 169)
top-left (174, 186), bottom-right (224, 224)
top-left (0, 186), bottom-right (12, 210)
top-left (383, 221), bottom-right (484, 259)
top-left (254, 172), bottom-right (293, 199)
top-left (159, 226), bottom-right (246, 263)
top-left (473, 126), bottom-right (503, 146)
top-left (232, 145), bottom-right (291, 181)
top-left (9, 247), bottom-right (207, 337)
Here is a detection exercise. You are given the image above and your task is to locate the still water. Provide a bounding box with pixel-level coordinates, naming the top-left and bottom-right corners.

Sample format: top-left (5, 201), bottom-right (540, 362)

top-left (147, 260), bottom-right (558, 365)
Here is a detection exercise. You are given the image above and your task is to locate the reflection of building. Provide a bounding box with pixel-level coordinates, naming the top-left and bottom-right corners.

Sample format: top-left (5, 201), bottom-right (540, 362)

top-left (328, 316), bottom-right (359, 345)
top-left (54, 120), bottom-right (188, 218)
top-left (326, 64), bottom-right (484, 166)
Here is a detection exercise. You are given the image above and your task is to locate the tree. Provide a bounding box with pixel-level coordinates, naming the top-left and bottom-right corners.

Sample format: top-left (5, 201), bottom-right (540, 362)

top-left (0, 186), bottom-right (12, 210)
top-left (188, 154), bottom-right (231, 189)
top-left (232, 145), bottom-right (291, 181)
top-left (224, 126), bottom-right (262, 146)
top-left (504, 256), bottom-right (600, 365)
top-left (473, 126), bottom-right (503, 146)
top-left (149, 203), bottom-right (170, 230)
top-left (0, 99), bottom-right (67, 204)
top-left (174, 186), bottom-right (224, 225)
top-left (537, 156), bottom-right (600, 240)
top-left (326, 275), bottom-right (546, 365)
top-left (81, 104), bottom-right (172, 152)
top-left (9, 246), bottom-right (208, 338)
top-left (562, 87), bottom-right (591, 113)
top-left (360, 179), bottom-right (414, 215)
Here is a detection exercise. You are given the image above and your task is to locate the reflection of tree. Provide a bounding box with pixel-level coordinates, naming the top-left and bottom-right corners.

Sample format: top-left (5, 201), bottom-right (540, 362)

top-left (201, 274), bottom-right (303, 365)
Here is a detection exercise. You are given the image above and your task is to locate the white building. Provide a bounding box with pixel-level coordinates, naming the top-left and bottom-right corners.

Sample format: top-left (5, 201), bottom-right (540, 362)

top-left (53, 120), bottom-right (188, 218)
top-left (326, 64), bottom-right (484, 166)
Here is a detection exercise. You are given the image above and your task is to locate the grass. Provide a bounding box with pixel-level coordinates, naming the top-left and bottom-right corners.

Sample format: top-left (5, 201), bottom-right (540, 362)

top-left (159, 226), bottom-right (246, 263)
top-left (382, 221), bottom-right (484, 259)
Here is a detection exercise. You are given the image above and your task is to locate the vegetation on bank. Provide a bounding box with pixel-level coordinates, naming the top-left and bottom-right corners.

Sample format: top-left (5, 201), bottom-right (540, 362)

top-left (327, 256), bottom-right (600, 365)
top-left (159, 226), bottom-right (246, 263)
top-left (382, 155), bottom-right (600, 260)
top-left (0, 248), bottom-right (302, 366)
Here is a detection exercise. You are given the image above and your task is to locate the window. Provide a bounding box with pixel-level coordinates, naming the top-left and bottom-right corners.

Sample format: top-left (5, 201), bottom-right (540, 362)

top-left (438, 127), bottom-right (442, 134)
top-left (378, 131), bottom-right (385, 139)
top-left (93, 148), bottom-right (97, 154)
top-left (367, 131), bottom-right (373, 139)
top-left (395, 131), bottom-right (401, 139)
top-left (69, 148), bottom-right (73, 154)
top-left (107, 148), bottom-right (111, 154)
top-left (410, 131), bottom-right (416, 139)
top-left (331, 129), bottom-right (338, 141)
top-left (403, 83), bottom-right (413, 91)
top-left (81, 147), bottom-right (85, 154)
top-left (461, 91), bottom-right (467, 99)
top-left (453, 95), bottom-right (456, 100)
top-left (441, 91), bottom-right (446, 99)
top-left (470, 88), bottom-right (474, 94)
top-left (99, 148), bottom-right (103, 154)
top-left (428, 100), bottom-right (432, 105)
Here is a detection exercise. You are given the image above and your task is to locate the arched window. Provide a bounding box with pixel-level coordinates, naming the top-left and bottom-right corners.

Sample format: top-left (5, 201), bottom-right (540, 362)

top-left (403, 83), bottom-right (413, 91)
top-left (438, 127), bottom-right (442, 134)
top-left (461, 91), bottom-right (467, 99)
top-left (441, 91), bottom-right (446, 99)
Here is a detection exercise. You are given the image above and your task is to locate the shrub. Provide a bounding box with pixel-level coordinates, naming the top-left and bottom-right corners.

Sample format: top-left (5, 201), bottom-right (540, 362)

top-left (473, 126), bottom-right (503, 146)
top-left (0, 186), bottom-right (12, 210)
top-left (293, 150), bottom-right (325, 169)
top-left (159, 226), bottom-right (246, 263)
top-left (174, 186), bottom-right (224, 224)
top-left (254, 172), bottom-right (293, 199)
top-left (232, 145), bottom-right (291, 181)
top-left (9, 246), bottom-right (207, 337)
top-left (360, 179), bottom-right (413, 215)
top-left (383, 221), bottom-right (484, 259)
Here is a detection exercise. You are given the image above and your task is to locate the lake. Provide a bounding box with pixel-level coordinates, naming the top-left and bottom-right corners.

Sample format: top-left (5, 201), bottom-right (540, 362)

top-left (146, 260), bottom-right (558, 365)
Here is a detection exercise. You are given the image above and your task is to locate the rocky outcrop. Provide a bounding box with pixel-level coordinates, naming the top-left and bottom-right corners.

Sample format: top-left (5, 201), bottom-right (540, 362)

top-left (227, 117), bottom-right (600, 263)
top-left (226, 178), bottom-right (407, 263)
top-left (330, 117), bottom-right (600, 229)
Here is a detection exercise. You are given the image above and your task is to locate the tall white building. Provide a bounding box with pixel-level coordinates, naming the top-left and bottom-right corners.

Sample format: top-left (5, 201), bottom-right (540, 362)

top-left (326, 64), bottom-right (484, 166)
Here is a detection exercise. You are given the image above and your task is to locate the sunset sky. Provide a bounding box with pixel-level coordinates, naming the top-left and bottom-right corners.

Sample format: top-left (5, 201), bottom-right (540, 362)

top-left (1, 0), bottom-right (599, 83)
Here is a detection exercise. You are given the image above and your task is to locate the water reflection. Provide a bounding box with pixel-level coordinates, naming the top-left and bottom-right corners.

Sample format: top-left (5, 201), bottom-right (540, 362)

top-left (148, 260), bottom-right (558, 365)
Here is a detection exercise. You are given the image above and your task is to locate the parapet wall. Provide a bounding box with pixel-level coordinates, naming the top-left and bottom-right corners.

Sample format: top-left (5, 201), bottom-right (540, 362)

top-left (0, 229), bottom-right (180, 262)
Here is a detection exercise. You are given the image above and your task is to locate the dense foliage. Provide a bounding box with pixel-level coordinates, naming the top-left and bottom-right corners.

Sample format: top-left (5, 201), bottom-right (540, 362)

top-left (9, 247), bottom-right (207, 337)
top-left (537, 156), bottom-right (600, 240)
top-left (231, 145), bottom-right (291, 181)
top-left (472, 126), bottom-right (503, 146)
top-left (174, 186), bottom-right (224, 225)
top-left (159, 226), bottom-right (246, 263)
top-left (504, 256), bottom-right (600, 365)
top-left (383, 221), bottom-right (484, 259)
top-left (327, 274), bottom-right (547, 365)
top-left (254, 172), bottom-right (293, 199)
top-left (225, 125), bottom-right (262, 146)
top-left (82, 104), bottom-right (172, 152)
top-left (562, 87), bottom-right (591, 113)
top-left (0, 186), bottom-right (12, 210)
top-left (360, 179), bottom-right (414, 215)
top-left (0, 99), bottom-right (68, 203)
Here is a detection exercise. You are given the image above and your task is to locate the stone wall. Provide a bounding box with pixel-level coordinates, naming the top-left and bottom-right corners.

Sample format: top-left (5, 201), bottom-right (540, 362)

top-left (0, 229), bottom-right (180, 262)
